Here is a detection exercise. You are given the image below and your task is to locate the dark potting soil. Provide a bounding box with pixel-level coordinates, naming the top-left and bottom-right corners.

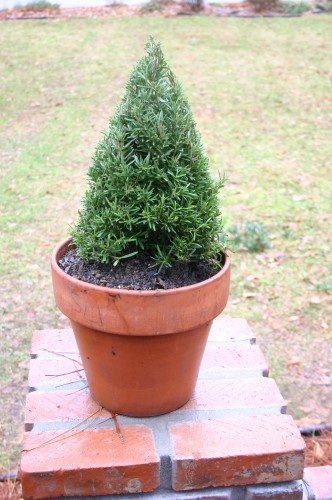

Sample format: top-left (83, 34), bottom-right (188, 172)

top-left (59, 248), bottom-right (221, 290)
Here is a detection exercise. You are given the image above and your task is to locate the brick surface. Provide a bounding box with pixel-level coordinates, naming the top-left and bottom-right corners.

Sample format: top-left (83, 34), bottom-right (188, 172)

top-left (182, 378), bottom-right (284, 413)
top-left (25, 376), bottom-right (285, 427)
top-left (245, 480), bottom-right (303, 499)
top-left (170, 415), bottom-right (305, 490)
top-left (21, 426), bottom-right (160, 499)
top-left (200, 344), bottom-right (269, 378)
top-left (209, 316), bottom-right (256, 344)
top-left (25, 389), bottom-right (108, 426)
top-left (28, 357), bottom-right (85, 388)
top-left (22, 317), bottom-right (305, 499)
top-left (303, 466), bottom-right (332, 500)
top-left (28, 346), bottom-right (268, 388)
top-left (30, 317), bottom-right (256, 357)
top-left (30, 329), bottom-right (78, 357)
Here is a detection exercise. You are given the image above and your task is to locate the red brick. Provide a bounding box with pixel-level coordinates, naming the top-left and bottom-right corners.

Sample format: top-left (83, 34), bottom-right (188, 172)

top-left (23, 323), bottom-right (306, 498)
top-left (200, 344), bottom-right (269, 377)
top-left (170, 414), bottom-right (305, 490)
top-left (181, 378), bottom-right (285, 412)
top-left (25, 377), bottom-right (285, 427)
top-left (25, 389), bottom-right (108, 425)
top-left (28, 357), bottom-right (85, 387)
top-left (29, 345), bottom-right (269, 389)
top-left (304, 466), bottom-right (332, 500)
top-left (210, 316), bottom-right (255, 344)
top-left (21, 426), bottom-right (159, 499)
top-left (30, 329), bottom-right (77, 357)
top-left (30, 319), bottom-right (254, 358)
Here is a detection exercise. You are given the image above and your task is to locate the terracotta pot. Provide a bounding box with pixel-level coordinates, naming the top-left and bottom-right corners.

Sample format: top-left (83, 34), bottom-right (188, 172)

top-left (51, 238), bottom-right (230, 417)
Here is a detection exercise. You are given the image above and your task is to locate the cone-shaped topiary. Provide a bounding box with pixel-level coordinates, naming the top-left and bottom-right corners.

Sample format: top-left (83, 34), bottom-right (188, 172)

top-left (71, 37), bottom-right (226, 271)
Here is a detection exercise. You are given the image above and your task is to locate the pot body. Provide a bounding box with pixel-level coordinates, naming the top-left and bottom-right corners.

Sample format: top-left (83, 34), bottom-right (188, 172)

top-left (51, 238), bottom-right (231, 416)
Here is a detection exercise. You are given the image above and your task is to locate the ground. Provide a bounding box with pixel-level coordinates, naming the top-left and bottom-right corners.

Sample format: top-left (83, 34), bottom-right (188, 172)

top-left (0, 14), bottom-right (331, 472)
top-left (303, 428), bottom-right (332, 467)
top-left (0, 0), bottom-right (330, 19)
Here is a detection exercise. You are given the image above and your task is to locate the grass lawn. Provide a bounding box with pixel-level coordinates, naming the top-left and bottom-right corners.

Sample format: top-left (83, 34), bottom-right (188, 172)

top-left (0, 15), bottom-right (331, 470)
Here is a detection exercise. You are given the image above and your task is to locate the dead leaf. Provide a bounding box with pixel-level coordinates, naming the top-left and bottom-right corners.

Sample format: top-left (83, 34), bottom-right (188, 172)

top-left (27, 310), bottom-right (36, 320)
top-left (3, 313), bottom-right (14, 322)
top-left (271, 321), bottom-right (284, 330)
top-left (310, 296), bottom-right (321, 305)
top-left (268, 262), bottom-right (282, 268)
top-left (286, 357), bottom-right (301, 367)
top-left (1, 386), bottom-right (12, 394)
top-left (314, 441), bottom-right (325, 460)
top-left (270, 252), bottom-right (286, 261)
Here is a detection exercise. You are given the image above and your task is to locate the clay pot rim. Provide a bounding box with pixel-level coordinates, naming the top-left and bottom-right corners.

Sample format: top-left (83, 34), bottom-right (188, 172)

top-left (52, 236), bottom-right (230, 297)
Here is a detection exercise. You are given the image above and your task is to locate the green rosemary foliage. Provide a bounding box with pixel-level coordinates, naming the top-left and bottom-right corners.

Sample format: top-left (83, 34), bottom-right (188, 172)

top-left (71, 37), bottom-right (226, 270)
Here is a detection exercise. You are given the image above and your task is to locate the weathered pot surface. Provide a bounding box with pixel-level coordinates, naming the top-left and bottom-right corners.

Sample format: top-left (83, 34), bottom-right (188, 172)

top-left (51, 237), bottom-right (231, 416)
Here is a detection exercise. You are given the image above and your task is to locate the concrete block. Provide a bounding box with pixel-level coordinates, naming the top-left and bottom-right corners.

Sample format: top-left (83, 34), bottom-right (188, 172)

top-left (245, 480), bottom-right (303, 499)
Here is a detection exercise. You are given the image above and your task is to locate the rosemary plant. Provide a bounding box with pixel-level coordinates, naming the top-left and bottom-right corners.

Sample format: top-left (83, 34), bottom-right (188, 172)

top-left (71, 37), bottom-right (226, 270)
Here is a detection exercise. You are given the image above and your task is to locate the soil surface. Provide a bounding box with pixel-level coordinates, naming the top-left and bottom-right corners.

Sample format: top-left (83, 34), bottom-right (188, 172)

top-left (303, 428), bottom-right (332, 467)
top-left (59, 248), bottom-right (220, 290)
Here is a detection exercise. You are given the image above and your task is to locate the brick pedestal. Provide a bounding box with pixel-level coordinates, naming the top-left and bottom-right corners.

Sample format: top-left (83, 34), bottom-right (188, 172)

top-left (21, 316), bottom-right (306, 499)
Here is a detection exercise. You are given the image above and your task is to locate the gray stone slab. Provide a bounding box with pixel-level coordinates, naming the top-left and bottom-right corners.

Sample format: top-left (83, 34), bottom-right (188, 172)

top-left (245, 480), bottom-right (303, 499)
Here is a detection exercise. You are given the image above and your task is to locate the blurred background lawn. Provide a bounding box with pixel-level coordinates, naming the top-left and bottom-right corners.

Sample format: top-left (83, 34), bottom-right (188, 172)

top-left (0, 16), bottom-right (331, 469)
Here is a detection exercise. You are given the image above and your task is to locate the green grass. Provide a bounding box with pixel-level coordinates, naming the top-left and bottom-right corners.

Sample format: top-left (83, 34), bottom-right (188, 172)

top-left (1, 16), bottom-right (331, 468)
